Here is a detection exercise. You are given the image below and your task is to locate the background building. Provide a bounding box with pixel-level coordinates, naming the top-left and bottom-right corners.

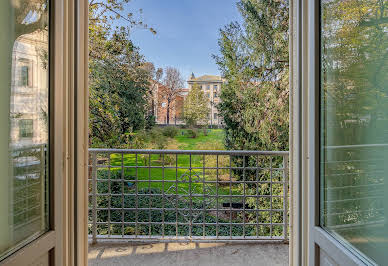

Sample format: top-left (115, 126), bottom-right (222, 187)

top-left (153, 82), bottom-right (189, 125)
top-left (187, 73), bottom-right (224, 126)
top-left (11, 32), bottom-right (48, 149)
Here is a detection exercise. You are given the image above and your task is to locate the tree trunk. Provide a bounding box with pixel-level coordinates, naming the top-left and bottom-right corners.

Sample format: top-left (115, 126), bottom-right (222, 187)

top-left (166, 101), bottom-right (170, 124)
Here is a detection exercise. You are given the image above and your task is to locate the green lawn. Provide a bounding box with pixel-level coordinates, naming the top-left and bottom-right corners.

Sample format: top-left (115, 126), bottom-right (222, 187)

top-left (96, 129), bottom-right (242, 197)
top-left (92, 128), bottom-right (285, 238)
top-left (174, 128), bottom-right (224, 149)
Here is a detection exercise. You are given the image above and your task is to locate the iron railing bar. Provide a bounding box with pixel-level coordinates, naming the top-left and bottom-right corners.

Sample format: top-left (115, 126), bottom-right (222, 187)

top-left (243, 155), bottom-right (246, 238)
top-left (88, 149), bottom-right (291, 243)
top-left (135, 153), bottom-right (139, 237)
top-left (175, 154), bottom-right (178, 239)
top-left (270, 156), bottom-right (273, 238)
top-left (92, 193), bottom-right (284, 198)
top-left (92, 221), bottom-right (285, 226)
top-left (216, 155), bottom-right (219, 238)
top-left (108, 153), bottom-right (111, 237)
top-left (91, 235), bottom-right (287, 242)
top-left (92, 179), bottom-right (286, 185)
top-left (90, 207), bottom-right (286, 212)
top-left (91, 165), bottom-right (286, 171)
top-left (162, 154), bottom-right (165, 238)
top-left (256, 155), bottom-right (260, 238)
top-left (189, 153), bottom-right (193, 238)
top-left (91, 152), bottom-right (97, 244)
top-left (202, 154), bottom-right (206, 238)
top-left (89, 149), bottom-right (289, 156)
top-left (148, 153), bottom-right (151, 237)
top-left (283, 155), bottom-right (288, 240)
top-left (121, 153), bottom-right (124, 237)
top-left (229, 154), bottom-right (232, 238)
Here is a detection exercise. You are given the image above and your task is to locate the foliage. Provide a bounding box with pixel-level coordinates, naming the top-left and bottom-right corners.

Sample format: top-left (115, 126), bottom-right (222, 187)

top-left (142, 62), bottom-right (163, 117)
top-left (162, 126), bottom-right (179, 138)
top-left (145, 114), bottom-right (156, 130)
top-left (321, 0), bottom-right (388, 146)
top-left (183, 84), bottom-right (210, 126)
top-left (213, 0), bottom-right (289, 228)
top-left (214, 0), bottom-right (289, 152)
top-left (89, 1), bottom-right (156, 147)
top-left (320, 0), bottom-right (388, 232)
top-left (160, 67), bottom-right (185, 124)
top-left (186, 128), bottom-right (198, 138)
top-left (90, 181), bottom-right (284, 237)
top-left (11, 0), bottom-right (49, 41)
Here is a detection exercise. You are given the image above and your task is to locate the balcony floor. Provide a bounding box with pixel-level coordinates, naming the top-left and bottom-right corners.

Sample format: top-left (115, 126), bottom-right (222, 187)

top-left (88, 242), bottom-right (289, 266)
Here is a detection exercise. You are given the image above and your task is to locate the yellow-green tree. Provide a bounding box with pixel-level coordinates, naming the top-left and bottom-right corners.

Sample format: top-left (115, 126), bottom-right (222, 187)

top-left (183, 84), bottom-right (210, 126)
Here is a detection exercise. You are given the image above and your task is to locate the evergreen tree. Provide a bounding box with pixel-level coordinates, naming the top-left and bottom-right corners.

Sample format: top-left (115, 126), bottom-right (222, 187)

top-left (214, 0), bottom-right (289, 152)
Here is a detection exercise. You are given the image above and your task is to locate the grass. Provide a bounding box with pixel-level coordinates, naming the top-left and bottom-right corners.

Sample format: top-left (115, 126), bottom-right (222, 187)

top-left (96, 129), bottom-right (244, 197)
top-left (174, 128), bottom-right (224, 150)
top-left (92, 128), bottom-right (286, 238)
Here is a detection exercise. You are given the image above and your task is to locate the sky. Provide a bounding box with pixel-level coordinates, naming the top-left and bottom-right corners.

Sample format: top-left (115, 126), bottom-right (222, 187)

top-left (124, 0), bottom-right (243, 86)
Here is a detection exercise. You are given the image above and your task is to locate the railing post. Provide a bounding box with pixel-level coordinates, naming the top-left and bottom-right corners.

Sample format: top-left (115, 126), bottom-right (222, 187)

top-left (91, 152), bottom-right (98, 244)
top-left (283, 155), bottom-right (289, 241)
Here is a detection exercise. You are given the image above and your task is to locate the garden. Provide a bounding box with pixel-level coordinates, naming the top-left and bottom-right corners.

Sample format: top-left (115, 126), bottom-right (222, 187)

top-left (89, 127), bottom-right (287, 238)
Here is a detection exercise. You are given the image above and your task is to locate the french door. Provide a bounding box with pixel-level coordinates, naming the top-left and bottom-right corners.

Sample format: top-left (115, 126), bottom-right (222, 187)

top-left (0, 0), bottom-right (89, 265)
top-left (307, 0), bottom-right (388, 264)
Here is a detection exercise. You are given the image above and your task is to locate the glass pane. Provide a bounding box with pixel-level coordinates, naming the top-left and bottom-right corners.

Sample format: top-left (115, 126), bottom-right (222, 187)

top-left (0, 0), bottom-right (49, 260)
top-left (320, 0), bottom-right (388, 264)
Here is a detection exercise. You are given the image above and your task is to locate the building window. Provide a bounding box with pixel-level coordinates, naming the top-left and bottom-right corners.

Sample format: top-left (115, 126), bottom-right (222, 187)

top-left (207, 85), bottom-right (210, 90)
top-left (214, 113), bottom-right (218, 119)
top-left (19, 119), bottom-right (33, 138)
top-left (17, 59), bottom-right (32, 87)
top-left (206, 93), bottom-right (210, 98)
top-left (214, 85), bottom-right (218, 90)
top-left (214, 92), bottom-right (217, 98)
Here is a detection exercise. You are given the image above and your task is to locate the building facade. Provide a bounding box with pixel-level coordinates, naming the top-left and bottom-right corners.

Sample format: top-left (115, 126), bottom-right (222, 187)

top-left (11, 32), bottom-right (48, 149)
top-left (187, 73), bottom-right (224, 126)
top-left (152, 82), bottom-right (188, 125)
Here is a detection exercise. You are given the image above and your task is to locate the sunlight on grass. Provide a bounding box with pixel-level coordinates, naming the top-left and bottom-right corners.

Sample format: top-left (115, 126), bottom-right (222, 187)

top-left (102, 129), bottom-right (238, 196)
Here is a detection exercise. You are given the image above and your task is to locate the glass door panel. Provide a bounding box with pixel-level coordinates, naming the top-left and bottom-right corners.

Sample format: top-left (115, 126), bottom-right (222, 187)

top-left (0, 0), bottom-right (50, 260)
top-left (320, 0), bottom-right (388, 264)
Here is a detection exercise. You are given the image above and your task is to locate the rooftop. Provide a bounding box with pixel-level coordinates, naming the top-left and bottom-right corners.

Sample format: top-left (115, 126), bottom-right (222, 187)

top-left (188, 74), bottom-right (224, 83)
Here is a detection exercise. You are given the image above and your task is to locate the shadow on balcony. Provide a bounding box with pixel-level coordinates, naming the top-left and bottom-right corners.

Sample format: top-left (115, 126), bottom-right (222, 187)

top-left (88, 242), bottom-right (289, 266)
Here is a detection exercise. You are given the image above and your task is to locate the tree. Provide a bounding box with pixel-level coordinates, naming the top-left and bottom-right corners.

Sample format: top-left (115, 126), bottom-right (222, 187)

top-left (161, 67), bottom-right (184, 124)
top-left (88, 1), bottom-right (156, 147)
top-left (319, 0), bottom-right (388, 232)
top-left (183, 84), bottom-right (210, 126)
top-left (142, 62), bottom-right (163, 118)
top-left (89, 28), bottom-right (151, 146)
top-left (11, 0), bottom-right (48, 41)
top-left (214, 0), bottom-right (289, 152)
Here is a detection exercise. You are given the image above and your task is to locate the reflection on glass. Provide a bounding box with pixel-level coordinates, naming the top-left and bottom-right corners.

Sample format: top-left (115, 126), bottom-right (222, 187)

top-left (0, 0), bottom-right (49, 260)
top-left (320, 0), bottom-right (388, 264)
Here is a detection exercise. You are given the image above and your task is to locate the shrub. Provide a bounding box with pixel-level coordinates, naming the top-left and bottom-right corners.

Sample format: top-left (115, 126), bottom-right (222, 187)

top-left (186, 128), bottom-right (198, 138)
top-left (147, 128), bottom-right (167, 150)
top-left (145, 115), bottom-right (156, 130)
top-left (197, 142), bottom-right (229, 181)
top-left (162, 126), bottom-right (178, 138)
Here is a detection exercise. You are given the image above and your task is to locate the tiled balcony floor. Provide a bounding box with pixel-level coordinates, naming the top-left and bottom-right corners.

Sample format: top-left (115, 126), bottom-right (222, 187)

top-left (88, 242), bottom-right (289, 266)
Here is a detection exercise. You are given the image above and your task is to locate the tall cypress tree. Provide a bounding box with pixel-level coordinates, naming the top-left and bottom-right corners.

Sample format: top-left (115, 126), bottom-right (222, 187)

top-left (214, 0), bottom-right (289, 152)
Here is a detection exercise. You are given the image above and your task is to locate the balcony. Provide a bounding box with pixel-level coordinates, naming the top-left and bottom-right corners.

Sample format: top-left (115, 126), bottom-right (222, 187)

top-left (88, 149), bottom-right (289, 265)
